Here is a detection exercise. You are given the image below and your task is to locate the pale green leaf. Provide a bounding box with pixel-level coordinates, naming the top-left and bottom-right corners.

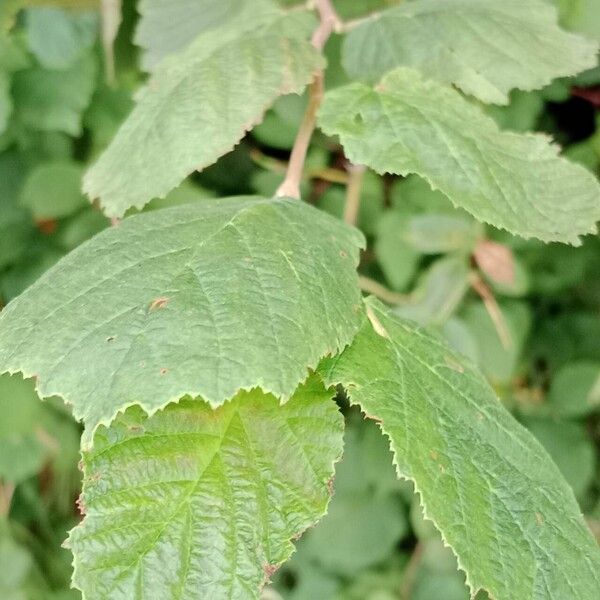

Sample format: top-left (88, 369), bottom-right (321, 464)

top-left (0, 520), bottom-right (39, 600)
top-left (0, 374), bottom-right (47, 483)
top-left (320, 297), bottom-right (600, 600)
top-left (374, 211), bottom-right (421, 291)
top-left (319, 68), bottom-right (600, 243)
top-left (0, 197), bottom-right (363, 443)
top-left (20, 161), bottom-right (88, 220)
top-left (461, 300), bottom-right (531, 385)
top-left (0, 71), bottom-right (10, 135)
top-left (67, 376), bottom-right (344, 600)
top-left (342, 0), bottom-right (598, 104)
top-left (135, 0), bottom-right (273, 71)
top-left (522, 417), bottom-right (596, 499)
top-left (0, 35), bottom-right (30, 73)
top-left (0, 152), bottom-right (33, 271)
top-left (395, 255), bottom-right (471, 326)
top-left (25, 7), bottom-right (98, 70)
top-left (547, 361), bottom-right (600, 417)
top-left (84, 8), bottom-right (323, 217)
top-left (12, 52), bottom-right (97, 135)
top-left (556, 0), bottom-right (600, 41)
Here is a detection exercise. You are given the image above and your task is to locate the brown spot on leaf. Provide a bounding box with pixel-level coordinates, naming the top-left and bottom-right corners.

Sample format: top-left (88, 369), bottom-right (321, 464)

top-left (430, 450), bottom-right (439, 461)
top-left (160, 368), bottom-right (169, 375)
top-left (327, 477), bottom-right (335, 496)
top-left (37, 219), bottom-right (57, 234)
top-left (106, 336), bottom-right (115, 342)
top-left (535, 512), bottom-right (544, 526)
top-left (339, 250), bottom-right (348, 259)
top-left (76, 494), bottom-right (86, 515)
top-left (149, 297), bottom-right (169, 311)
top-left (262, 563), bottom-right (279, 582)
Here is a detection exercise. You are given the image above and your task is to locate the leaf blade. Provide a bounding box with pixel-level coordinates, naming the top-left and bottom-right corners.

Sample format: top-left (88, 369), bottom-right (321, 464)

top-left (84, 8), bottom-right (323, 217)
top-left (319, 68), bottom-right (600, 243)
top-left (342, 0), bottom-right (598, 104)
top-left (320, 297), bottom-right (600, 600)
top-left (67, 376), bottom-right (344, 600)
top-left (0, 197), bottom-right (363, 442)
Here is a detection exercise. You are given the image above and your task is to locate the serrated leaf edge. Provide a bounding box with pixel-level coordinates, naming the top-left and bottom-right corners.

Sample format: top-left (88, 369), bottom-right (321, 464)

top-left (84, 37), bottom-right (325, 218)
top-left (318, 80), bottom-right (600, 246)
top-left (64, 373), bottom-right (346, 599)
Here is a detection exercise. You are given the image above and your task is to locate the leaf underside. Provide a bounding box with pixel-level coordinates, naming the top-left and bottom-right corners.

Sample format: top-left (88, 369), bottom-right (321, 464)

top-left (320, 298), bottom-right (600, 600)
top-left (319, 68), bottom-right (600, 244)
top-left (0, 197), bottom-right (364, 443)
top-left (84, 6), bottom-right (323, 217)
top-left (68, 376), bottom-right (344, 600)
top-left (342, 0), bottom-right (598, 104)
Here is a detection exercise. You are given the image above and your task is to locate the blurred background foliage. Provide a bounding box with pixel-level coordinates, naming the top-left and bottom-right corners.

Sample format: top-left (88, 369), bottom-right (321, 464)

top-left (0, 0), bottom-right (599, 598)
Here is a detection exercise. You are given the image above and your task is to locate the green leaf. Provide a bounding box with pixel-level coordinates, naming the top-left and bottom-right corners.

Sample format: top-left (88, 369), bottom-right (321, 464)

top-left (300, 490), bottom-right (407, 576)
top-left (24, 7), bottom-right (98, 70)
top-left (410, 537), bottom-right (471, 600)
top-left (84, 8), bottom-right (323, 217)
top-left (547, 361), bottom-right (600, 418)
top-left (522, 417), bottom-right (596, 499)
top-left (0, 374), bottom-right (47, 483)
top-left (55, 208), bottom-right (109, 251)
top-left (0, 34), bottom-right (30, 73)
top-left (374, 211), bottom-right (421, 291)
top-left (320, 297), bottom-right (600, 600)
top-left (12, 52), bottom-right (97, 135)
top-left (67, 376), bottom-right (344, 600)
top-left (83, 84), bottom-right (134, 157)
top-left (20, 161), bottom-right (88, 220)
top-left (0, 152), bottom-right (33, 271)
top-left (556, 0), bottom-right (600, 41)
top-left (342, 0), bottom-right (598, 104)
top-left (0, 197), bottom-right (363, 442)
top-left (396, 255), bottom-right (471, 326)
top-left (0, 520), bottom-right (42, 600)
top-left (0, 71), bottom-right (11, 135)
top-left (135, 0), bottom-right (273, 71)
top-left (319, 68), bottom-right (600, 244)
top-left (461, 300), bottom-right (531, 386)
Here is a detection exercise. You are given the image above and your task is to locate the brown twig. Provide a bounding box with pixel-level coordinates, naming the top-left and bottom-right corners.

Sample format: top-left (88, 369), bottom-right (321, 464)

top-left (359, 275), bottom-right (408, 305)
top-left (0, 482), bottom-right (15, 517)
top-left (470, 272), bottom-right (512, 349)
top-left (250, 148), bottom-right (349, 184)
top-left (343, 164), bottom-right (366, 225)
top-left (276, 0), bottom-right (341, 199)
top-left (400, 541), bottom-right (424, 599)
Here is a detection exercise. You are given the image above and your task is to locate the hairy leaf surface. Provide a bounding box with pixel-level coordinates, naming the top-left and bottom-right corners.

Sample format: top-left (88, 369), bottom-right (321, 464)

top-left (84, 8), bottom-right (323, 217)
top-left (0, 197), bottom-right (363, 443)
top-left (135, 0), bottom-right (273, 71)
top-left (319, 68), bottom-right (600, 243)
top-left (342, 0), bottom-right (598, 104)
top-left (67, 376), bottom-right (343, 600)
top-left (320, 298), bottom-right (600, 599)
